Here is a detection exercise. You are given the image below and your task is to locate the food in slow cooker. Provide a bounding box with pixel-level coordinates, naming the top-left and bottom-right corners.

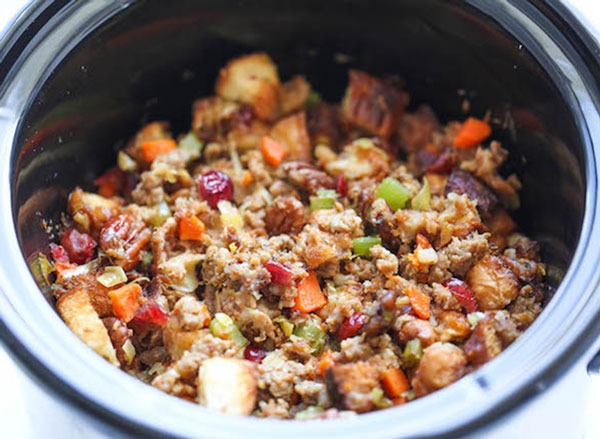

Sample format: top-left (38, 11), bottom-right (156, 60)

top-left (43, 53), bottom-right (545, 418)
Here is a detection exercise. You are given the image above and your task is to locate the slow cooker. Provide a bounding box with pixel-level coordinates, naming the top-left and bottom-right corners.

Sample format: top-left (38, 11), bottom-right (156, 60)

top-left (1, 0), bottom-right (600, 437)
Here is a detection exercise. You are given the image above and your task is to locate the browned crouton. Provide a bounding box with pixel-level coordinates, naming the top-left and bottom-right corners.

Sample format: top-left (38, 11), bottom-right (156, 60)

top-left (198, 358), bottom-right (258, 415)
top-left (466, 255), bottom-right (520, 310)
top-left (215, 53), bottom-right (281, 121)
top-left (325, 361), bottom-right (380, 413)
top-left (412, 342), bottom-right (466, 397)
top-left (57, 288), bottom-right (119, 366)
top-left (68, 187), bottom-right (122, 237)
top-left (270, 112), bottom-right (312, 162)
top-left (463, 319), bottom-right (502, 366)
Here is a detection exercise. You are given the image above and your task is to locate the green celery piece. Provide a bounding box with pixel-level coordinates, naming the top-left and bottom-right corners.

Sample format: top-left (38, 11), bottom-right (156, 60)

top-left (375, 177), bottom-right (411, 211)
top-left (352, 236), bottom-right (382, 257)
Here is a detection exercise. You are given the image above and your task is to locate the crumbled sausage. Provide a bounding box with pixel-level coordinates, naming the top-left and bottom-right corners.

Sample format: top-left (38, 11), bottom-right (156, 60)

top-left (264, 196), bottom-right (307, 236)
top-left (397, 105), bottom-right (439, 153)
top-left (466, 255), bottom-right (520, 310)
top-left (412, 342), bottom-right (467, 397)
top-left (445, 169), bottom-right (498, 217)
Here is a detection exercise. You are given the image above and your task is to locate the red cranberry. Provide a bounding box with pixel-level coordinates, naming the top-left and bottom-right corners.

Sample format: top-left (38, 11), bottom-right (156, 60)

top-left (265, 260), bottom-right (294, 286)
top-left (426, 149), bottom-right (455, 174)
top-left (60, 228), bottom-right (97, 264)
top-left (49, 243), bottom-right (70, 263)
top-left (132, 301), bottom-right (169, 326)
top-left (443, 278), bottom-right (478, 313)
top-left (244, 345), bottom-right (267, 363)
top-left (197, 170), bottom-right (234, 209)
top-left (336, 174), bottom-right (348, 197)
top-left (338, 312), bottom-right (368, 341)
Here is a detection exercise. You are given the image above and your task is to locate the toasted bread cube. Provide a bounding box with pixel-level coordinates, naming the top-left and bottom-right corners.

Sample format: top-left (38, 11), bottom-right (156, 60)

top-left (198, 358), bottom-right (258, 415)
top-left (270, 112), bottom-right (311, 162)
top-left (280, 75), bottom-right (310, 115)
top-left (68, 187), bottom-right (122, 236)
top-left (57, 288), bottom-right (119, 366)
top-left (215, 53), bottom-right (281, 121)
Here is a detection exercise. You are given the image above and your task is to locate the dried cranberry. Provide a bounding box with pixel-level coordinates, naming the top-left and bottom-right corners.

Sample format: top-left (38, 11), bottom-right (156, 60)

top-left (338, 312), bottom-right (368, 341)
top-left (49, 243), bottom-right (70, 263)
top-left (336, 174), bottom-right (348, 197)
top-left (443, 278), bottom-right (478, 313)
top-left (132, 301), bottom-right (169, 326)
top-left (426, 149), bottom-right (455, 174)
top-left (244, 345), bottom-right (267, 363)
top-left (61, 228), bottom-right (97, 264)
top-left (265, 260), bottom-right (294, 286)
top-left (197, 170), bottom-right (234, 209)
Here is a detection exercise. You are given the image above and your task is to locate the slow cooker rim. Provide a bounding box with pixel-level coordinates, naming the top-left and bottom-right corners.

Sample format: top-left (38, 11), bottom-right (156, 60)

top-left (1, 1), bottom-right (600, 438)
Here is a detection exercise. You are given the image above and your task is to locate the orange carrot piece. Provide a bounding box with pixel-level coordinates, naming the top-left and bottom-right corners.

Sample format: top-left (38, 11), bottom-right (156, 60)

top-left (141, 138), bottom-right (177, 162)
top-left (317, 349), bottom-right (335, 376)
top-left (260, 136), bottom-right (287, 166)
top-left (404, 284), bottom-right (431, 320)
top-left (109, 283), bottom-right (141, 322)
top-left (294, 271), bottom-right (327, 313)
top-left (415, 233), bottom-right (431, 248)
top-left (242, 170), bottom-right (254, 187)
top-left (453, 117), bottom-right (491, 149)
top-left (381, 368), bottom-right (409, 399)
top-left (179, 213), bottom-right (205, 241)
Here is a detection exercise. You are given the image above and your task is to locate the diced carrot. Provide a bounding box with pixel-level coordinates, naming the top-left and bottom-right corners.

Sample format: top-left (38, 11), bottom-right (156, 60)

top-left (140, 138), bottom-right (177, 162)
top-left (453, 117), bottom-right (491, 149)
top-left (109, 283), bottom-right (141, 322)
top-left (242, 170), bottom-right (254, 187)
top-left (404, 284), bottom-right (431, 320)
top-left (178, 213), bottom-right (205, 241)
top-left (415, 233), bottom-right (430, 248)
top-left (260, 136), bottom-right (287, 166)
top-left (381, 368), bottom-right (409, 399)
top-left (54, 261), bottom-right (76, 273)
top-left (294, 271), bottom-right (327, 313)
top-left (317, 349), bottom-right (335, 376)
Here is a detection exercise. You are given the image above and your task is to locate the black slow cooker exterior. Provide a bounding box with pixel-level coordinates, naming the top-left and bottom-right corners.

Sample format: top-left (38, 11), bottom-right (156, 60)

top-left (1, 1), bottom-right (600, 437)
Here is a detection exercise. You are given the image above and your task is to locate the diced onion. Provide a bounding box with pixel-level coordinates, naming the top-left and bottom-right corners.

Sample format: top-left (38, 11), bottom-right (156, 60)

top-left (415, 247), bottom-right (438, 265)
top-left (218, 200), bottom-right (244, 230)
top-left (122, 338), bottom-right (136, 365)
top-left (178, 132), bottom-right (204, 154)
top-left (96, 266), bottom-right (127, 287)
top-left (295, 406), bottom-right (324, 420)
top-left (467, 311), bottom-right (486, 328)
top-left (117, 151), bottom-right (137, 171)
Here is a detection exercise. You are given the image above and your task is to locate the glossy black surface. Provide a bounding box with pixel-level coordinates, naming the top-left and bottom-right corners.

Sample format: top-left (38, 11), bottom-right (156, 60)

top-left (13, 0), bottom-right (584, 281)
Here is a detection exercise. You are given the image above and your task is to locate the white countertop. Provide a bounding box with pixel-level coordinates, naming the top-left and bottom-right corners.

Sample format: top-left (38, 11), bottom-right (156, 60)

top-left (1, 1), bottom-right (600, 437)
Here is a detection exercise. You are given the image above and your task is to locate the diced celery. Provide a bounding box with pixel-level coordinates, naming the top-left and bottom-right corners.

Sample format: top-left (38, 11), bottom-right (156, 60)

top-left (305, 91), bottom-right (322, 110)
top-left (352, 236), bottom-right (382, 257)
top-left (411, 178), bottom-right (430, 211)
top-left (403, 338), bottom-right (423, 367)
top-left (178, 132), bottom-right (204, 154)
top-left (209, 312), bottom-right (248, 347)
top-left (375, 177), bottom-right (411, 211)
top-left (294, 406), bottom-right (324, 420)
top-left (310, 189), bottom-right (337, 211)
top-left (96, 266), bottom-right (127, 287)
top-left (122, 338), bottom-right (136, 365)
top-left (273, 316), bottom-right (295, 337)
top-left (294, 321), bottom-right (325, 353)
